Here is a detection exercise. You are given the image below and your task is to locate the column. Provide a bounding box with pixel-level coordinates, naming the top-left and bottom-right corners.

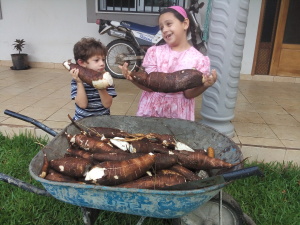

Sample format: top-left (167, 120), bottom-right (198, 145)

top-left (200, 0), bottom-right (250, 138)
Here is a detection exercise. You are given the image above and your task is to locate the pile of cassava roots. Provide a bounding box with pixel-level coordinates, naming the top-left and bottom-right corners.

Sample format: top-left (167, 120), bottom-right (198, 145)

top-left (40, 124), bottom-right (241, 190)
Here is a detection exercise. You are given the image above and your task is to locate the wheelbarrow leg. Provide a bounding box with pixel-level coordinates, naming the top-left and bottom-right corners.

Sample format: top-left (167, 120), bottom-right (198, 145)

top-left (174, 191), bottom-right (251, 225)
top-left (136, 216), bottom-right (147, 225)
top-left (81, 207), bottom-right (101, 225)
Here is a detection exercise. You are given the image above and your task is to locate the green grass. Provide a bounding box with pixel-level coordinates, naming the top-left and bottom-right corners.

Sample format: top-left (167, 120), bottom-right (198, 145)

top-left (0, 133), bottom-right (170, 225)
top-left (224, 161), bottom-right (300, 225)
top-left (0, 132), bottom-right (299, 225)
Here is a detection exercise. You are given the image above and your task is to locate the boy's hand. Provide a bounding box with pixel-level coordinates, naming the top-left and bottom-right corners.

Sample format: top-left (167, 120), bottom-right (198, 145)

top-left (70, 68), bottom-right (82, 83)
top-left (118, 62), bottom-right (133, 81)
top-left (203, 69), bottom-right (217, 88)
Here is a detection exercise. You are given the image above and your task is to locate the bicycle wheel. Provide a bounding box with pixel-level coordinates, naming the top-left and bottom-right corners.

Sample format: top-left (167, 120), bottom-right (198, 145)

top-left (106, 39), bottom-right (142, 79)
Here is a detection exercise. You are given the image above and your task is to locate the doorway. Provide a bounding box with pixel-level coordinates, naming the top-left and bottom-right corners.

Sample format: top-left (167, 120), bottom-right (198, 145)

top-left (253, 0), bottom-right (300, 77)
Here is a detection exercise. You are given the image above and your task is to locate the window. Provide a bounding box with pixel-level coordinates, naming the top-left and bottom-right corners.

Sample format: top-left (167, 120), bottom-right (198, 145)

top-left (97, 0), bottom-right (187, 14)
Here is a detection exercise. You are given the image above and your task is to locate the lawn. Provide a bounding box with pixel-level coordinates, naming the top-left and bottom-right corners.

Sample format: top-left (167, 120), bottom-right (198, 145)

top-left (0, 133), bottom-right (299, 225)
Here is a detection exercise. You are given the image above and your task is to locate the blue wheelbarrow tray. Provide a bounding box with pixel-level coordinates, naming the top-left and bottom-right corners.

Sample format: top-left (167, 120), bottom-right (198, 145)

top-left (29, 115), bottom-right (243, 219)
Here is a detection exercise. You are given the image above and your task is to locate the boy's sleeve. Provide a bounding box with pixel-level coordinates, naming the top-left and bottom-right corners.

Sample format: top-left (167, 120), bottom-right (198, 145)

top-left (71, 79), bottom-right (77, 100)
top-left (107, 86), bottom-right (117, 98)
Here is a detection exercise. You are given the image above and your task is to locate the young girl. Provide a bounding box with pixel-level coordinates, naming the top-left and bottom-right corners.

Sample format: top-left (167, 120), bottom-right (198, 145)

top-left (120, 6), bottom-right (217, 121)
top-left (70, 37), bottom-right (117, 120)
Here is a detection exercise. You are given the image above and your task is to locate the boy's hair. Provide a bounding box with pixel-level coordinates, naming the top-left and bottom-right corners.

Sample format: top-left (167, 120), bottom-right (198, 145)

top-left (159, 8), bottom-right (197, 49)
top-left (73, 37), bottom-right (107, 62)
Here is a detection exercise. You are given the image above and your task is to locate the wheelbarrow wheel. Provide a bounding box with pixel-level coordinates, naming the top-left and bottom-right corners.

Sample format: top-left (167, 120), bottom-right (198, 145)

top-left (243, 213), bottom-right (256, 225)
top-left (172, 191), bottom-right (247, 225)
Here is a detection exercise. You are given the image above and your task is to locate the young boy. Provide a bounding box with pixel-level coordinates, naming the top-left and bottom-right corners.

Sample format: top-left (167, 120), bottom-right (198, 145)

top-left (70, 37), bottom-right (117, 120)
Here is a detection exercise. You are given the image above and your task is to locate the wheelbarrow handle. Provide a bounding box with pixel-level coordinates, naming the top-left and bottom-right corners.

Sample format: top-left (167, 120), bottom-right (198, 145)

top-left (0, 173), bottom-right (51, 197)
top-left (223, 165), bottom-right (264, 182)
top-left (4, 109), bottom-right (58, 137)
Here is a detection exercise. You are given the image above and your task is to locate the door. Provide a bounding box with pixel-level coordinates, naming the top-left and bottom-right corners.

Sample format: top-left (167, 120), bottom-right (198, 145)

top-left (270, 0), bottom-right (300, 77)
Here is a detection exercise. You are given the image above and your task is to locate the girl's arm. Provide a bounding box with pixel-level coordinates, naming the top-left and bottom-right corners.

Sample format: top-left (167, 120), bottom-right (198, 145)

top-left (71, 68), bottom-right (89, 108)
top-left (119, 62), bottom-right (153, 92)
top-left (98, 89), bottom-right (113, 108)
top-left (184, 69), bottom-right (217, 99)
top-left (119, 46), bottom-right (158, 92)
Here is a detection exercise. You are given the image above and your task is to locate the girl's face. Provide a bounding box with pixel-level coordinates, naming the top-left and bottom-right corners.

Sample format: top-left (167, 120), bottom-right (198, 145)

top-left (81, 55), bottom-right (105, 72)
top-left (159, 12), bottom-right (189, 48)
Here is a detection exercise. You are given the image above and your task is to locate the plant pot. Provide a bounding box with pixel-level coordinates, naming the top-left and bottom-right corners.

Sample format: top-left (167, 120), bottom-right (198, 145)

top-left (11, 53), bottom-right (29, 70)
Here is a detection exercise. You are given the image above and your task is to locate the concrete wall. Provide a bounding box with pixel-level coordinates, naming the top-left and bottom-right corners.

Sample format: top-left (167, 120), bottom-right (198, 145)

top-left (0, 0), bottom-right (260, 74)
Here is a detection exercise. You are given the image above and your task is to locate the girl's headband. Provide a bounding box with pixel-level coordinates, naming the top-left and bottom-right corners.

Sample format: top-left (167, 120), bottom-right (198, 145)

top-left (168, 6), bottom-right (188, 19)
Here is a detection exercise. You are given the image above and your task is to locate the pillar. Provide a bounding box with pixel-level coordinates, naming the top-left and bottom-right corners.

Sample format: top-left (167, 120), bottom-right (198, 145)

top-left (200, 0), bottom-right (250, 137)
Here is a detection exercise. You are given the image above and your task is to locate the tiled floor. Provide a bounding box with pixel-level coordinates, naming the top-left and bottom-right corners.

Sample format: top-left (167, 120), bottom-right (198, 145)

top-left (0, 66), bottom-right (299, 166)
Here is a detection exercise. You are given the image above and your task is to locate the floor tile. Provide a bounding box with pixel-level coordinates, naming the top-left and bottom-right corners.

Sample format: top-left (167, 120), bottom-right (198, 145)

top-left (274, 76), bottom-right (296, 83)
top-left (42, 120), bottom-right (70, 131)
top-left (46, 108), bottom-right (74, 121)
top-left (0, 116), bottom-right (7, 122)
top-left (113, 94), bottom-right (139, 103)
top-left (275, 98), bottom-right (300, 107)
top-left (283, 106), bottom-right (300, 117)
top-left (234, 102), bottom-right (257, 113)
top-left (19, 106), bottom-right (60, 120)
top-left (232, 111), bottom-right (265, 123)
top-left (238, 136), bottom-right (285, 147)
top-left (2, 95), bottom-right (41, 106)
top-left (259, 113), bottom-right (300, 126)
top-left (292, 114), bottom-right (300, 123)
top-left (251, 103), bottom-right (288, 114)
top-left (284, 150), bottom-right (300, 165)
top-left (1, 117), bottom-right (36, 126)
top-left (280, 139), bottom-right (300, 149)
top-left (231, 133), bottom-right (240, 144)
top-left (61, 101), bottom-right (75, 110)
top-left (1, 104), bottom-right (28, 115)
top-left (111, 102), bottom-right (132, 115)
top-left (241, 146), bottom-right (286, 163)
top-left (235, 92), bottom-right (249, 103)
top-left (233, 122), bottom-right (277, 138)
top-left (245, 96), bottom-right (278, 105)
top-left (33, 97), bottom-right (71, 109)
top-left (269, 125), bottom-right (300, 141)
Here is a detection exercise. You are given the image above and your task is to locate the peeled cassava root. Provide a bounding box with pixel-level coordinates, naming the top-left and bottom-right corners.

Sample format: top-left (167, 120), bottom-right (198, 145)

top-left (40, 125), bottom-right (244, 190)
top-left (130, 69), bottom-right (205, 93)
top-left (117, 174), bottom-right (186, 189)
top-left (66, 132), bottom-right (125, 154)
top-left (63, 60), bottom-right (113, 89)
top-left (85, 153), bottom-right (156, 185)
top-left (173, 150), bottom-right (243, 170)
top-left (49, 157), bottom-right (92, 177)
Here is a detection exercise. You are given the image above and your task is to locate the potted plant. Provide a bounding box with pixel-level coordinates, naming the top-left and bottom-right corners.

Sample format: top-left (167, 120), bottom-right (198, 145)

top-left (11, 39), bottom-right (29, 70)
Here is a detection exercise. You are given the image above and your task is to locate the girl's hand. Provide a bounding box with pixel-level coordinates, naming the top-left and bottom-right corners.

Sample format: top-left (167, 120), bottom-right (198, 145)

top-left (70, 68), bottom-right (83, 83)
top-left (203, 69), bottom-right (217, 88)
top-left (119, 62), bottom-right (133, 81)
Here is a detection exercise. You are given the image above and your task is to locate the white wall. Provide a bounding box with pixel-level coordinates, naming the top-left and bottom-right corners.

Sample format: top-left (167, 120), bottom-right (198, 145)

top-left (0, 0), bottom-right (110, 64)
top-left (240, 0), bottom-right (261, 74)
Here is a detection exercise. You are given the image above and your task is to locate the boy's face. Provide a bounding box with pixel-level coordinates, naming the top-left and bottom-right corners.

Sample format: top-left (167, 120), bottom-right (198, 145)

top-left (81, 55), bottom-right (105, 72)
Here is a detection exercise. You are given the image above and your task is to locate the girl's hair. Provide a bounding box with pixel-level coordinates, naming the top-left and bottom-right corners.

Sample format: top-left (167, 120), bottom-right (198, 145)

top-left (159, 7), bottom-right (198, 49)
top-left (73, 37), bottom-right (107, 62)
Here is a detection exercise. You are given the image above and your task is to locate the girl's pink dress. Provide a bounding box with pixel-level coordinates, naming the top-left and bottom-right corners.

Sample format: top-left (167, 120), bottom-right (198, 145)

top-left (137, 44), bottom-right (210, 121)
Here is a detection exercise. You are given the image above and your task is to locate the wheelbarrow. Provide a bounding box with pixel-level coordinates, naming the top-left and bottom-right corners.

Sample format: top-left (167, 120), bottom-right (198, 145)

top-left (0, 109), bottom-right (262, 225)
